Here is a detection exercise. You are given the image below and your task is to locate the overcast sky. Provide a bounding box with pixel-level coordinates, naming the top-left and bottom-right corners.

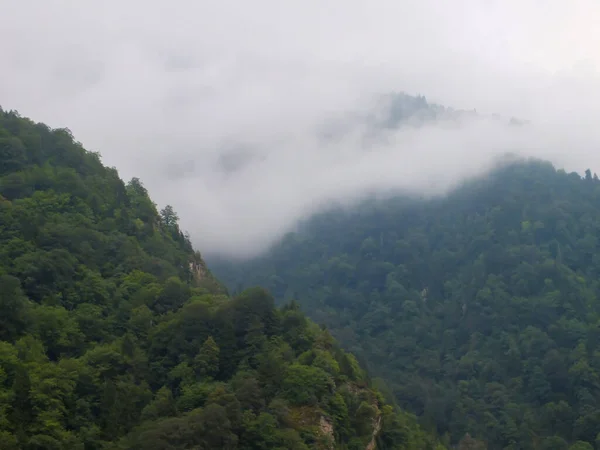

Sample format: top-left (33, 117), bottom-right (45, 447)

top-left (1, 1), bottom-right (600, 258)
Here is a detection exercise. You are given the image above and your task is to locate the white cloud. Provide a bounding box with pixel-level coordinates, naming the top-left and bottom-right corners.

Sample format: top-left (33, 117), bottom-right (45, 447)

top-left (1, 0), bottom-right (600, 258)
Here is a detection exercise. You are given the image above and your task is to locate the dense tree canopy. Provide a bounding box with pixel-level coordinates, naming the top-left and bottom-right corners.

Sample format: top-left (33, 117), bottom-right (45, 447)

top-left (213, 159), bottom-right (600, 449)
top-left (0, 107), bottom-right (441, 449)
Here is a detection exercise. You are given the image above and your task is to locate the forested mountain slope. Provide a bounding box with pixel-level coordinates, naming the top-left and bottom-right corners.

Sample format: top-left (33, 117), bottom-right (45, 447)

top-left (212, 159), bottom-right (600, 449)
top-left (0, 107), bottom-right (443, 449)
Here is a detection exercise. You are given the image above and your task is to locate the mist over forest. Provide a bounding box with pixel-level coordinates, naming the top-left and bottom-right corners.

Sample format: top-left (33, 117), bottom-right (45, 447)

top-left (2, 0), bottom-right (600, 258)
top-left (2, 1), bottom-right (600, 449)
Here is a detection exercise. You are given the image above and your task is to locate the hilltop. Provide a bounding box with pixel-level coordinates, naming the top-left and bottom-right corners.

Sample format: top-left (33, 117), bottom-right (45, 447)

top-left (0, 107), bottom-right (443, 449)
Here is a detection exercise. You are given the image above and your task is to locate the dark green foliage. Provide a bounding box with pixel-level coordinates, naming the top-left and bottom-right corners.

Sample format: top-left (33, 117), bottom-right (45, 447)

top-left (282, 364), bottom-right (335, 406)
top-left (213, 158), bottom-right (600, 449)
top-left (0, 108), bottom-right (439, 449)
top-left (0, 275), bottom-right (28, 341)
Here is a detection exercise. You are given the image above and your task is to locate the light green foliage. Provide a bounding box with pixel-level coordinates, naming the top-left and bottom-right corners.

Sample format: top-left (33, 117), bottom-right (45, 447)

top-left (0, 108), bottom-right (439, 449)
top-left (141, 386), bottom-right (178, 421)
top-left (282, 363), bottom-right (334, 406)
top-left (569, 442), bottom-right (593, 450)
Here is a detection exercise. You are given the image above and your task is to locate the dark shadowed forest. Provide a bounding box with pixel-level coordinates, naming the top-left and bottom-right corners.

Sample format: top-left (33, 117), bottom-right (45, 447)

top-left (213, 159), bottom-right (600, 449)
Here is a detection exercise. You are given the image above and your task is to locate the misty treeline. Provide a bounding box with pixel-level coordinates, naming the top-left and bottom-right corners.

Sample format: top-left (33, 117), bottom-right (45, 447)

top-left (213, 160), bottom-right (600, 449)
top-left (321, 91), bottom-right (520, 145)
top-left (0, 107), bottom-right (448, 449)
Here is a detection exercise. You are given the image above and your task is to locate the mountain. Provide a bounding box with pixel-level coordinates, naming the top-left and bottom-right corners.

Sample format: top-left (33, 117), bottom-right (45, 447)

top-left (212, 159), bottom-right (600, 449)
top-left (212, 92), bottom-right (527, 181)
top-left (0, 107), bottom-right (444, 449)
top-left (317, 92), bottom-right (527, 143)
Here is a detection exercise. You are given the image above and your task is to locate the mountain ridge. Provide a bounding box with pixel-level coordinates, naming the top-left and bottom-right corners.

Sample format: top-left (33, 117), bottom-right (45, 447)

top-left (0, 106), bottom-right (444, 449)
top-left (212, 158), bottom-right (600, 449)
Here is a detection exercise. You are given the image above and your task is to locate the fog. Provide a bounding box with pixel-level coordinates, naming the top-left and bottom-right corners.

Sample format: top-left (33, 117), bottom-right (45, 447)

top-left (1, 0), bottom-right (600, 258)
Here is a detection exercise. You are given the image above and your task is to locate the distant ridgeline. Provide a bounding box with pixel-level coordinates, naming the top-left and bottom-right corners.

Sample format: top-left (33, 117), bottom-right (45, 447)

top-left (212, 158), bottom-right (600, 449)
top-left (0, 106), bottom-right (445, 449)
top-left (370, 92), bottom-right (528, 128)
top-left (317, 92), bottom-right (528, 142)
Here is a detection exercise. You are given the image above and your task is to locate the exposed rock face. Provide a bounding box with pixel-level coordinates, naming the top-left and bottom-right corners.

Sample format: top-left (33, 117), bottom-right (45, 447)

top-left (366, 415), bottom-right (382, 450)
top-left (315, 383), bottom-right (384, 450)
top-left (319, 415), bottom-right (335, 449)
top-left (188, 253), bottom-right (229, 294)
top-left (343, 383), bottom-right (384, 450)
top-left (189, 259), bottom-right (206, 280)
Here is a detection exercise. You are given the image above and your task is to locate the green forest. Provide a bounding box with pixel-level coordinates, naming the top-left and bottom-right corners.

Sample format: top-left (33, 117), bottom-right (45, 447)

top-left (213, 160), bottom-right (600, 449)
top-left (0, 107), bottom-right (444, 449)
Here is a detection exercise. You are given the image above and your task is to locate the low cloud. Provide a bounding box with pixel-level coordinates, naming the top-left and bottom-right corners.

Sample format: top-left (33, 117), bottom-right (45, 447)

top-left (1, 0), bottom-right (600, 258)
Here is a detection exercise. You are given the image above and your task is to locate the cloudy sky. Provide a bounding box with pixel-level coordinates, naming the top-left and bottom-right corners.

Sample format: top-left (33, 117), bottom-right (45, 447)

top-left (1, 1), bottom-right (600, 258)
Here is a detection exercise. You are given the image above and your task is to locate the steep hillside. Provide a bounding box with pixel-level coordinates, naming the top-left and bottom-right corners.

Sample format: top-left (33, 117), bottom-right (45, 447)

top-left (212, 159), bottom-right (600, 449)
top-left (0, 107), bottom-right (442, 449)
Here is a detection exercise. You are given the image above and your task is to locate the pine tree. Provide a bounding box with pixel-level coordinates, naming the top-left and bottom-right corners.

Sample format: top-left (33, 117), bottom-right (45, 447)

top-left (194, 336), bottom-right (220, 379)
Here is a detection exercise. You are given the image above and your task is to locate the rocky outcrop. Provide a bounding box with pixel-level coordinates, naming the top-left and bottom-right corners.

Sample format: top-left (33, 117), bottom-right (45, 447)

top-left (189, 259), bottom-right (207, 280)
top-left (319, 415), bottom-right (335, 449)
top-left (366, 414), bottom-right (382, 450)
top-left (188, 252), bottom-right (228, 294)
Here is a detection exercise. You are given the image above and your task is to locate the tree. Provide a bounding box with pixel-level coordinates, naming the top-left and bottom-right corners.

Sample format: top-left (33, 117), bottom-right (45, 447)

top-left (194, 336), bottom-right (220, 379)
top-left (160, 205), bottom-right (179, 228)
top-left (568, 442), bottom-right (593, 450)
top-left (458, 433), bottom-right (487, 450)
top-left (141, 386), bottom-right (178, 421)
top-left (282, 364), bottom-right (334, 406)
top-left (0, 275), bottom-right (28, 341)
